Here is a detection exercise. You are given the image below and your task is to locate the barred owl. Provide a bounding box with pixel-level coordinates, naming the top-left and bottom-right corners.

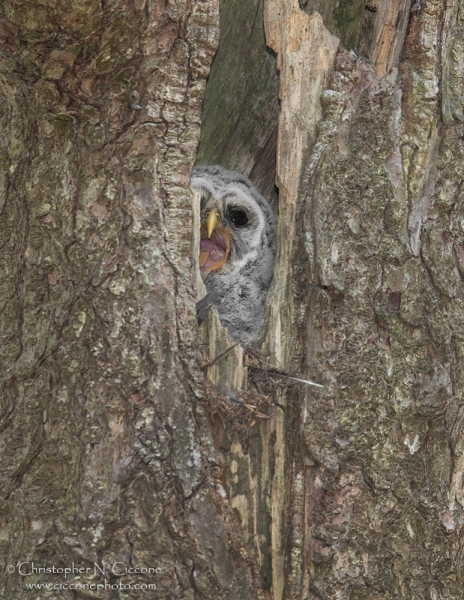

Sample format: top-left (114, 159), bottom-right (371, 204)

top-left (192, 165), bottom-right (276, 342)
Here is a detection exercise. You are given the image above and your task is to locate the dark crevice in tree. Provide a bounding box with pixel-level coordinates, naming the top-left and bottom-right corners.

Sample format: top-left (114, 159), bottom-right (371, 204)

top-left (195, 0), bottom-right (279, 199)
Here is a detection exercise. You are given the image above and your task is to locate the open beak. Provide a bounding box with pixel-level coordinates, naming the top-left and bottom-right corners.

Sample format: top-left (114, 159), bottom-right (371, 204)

top-left (200, 209), bottom-right (231, 277)
top-left (206, 209), bottom-right (220, 238)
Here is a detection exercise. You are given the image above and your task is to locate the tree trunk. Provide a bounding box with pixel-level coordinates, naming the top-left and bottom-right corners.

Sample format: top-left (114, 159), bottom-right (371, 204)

top-left (0, 0), bottom-right (256, 598)
top-left (262, 0), bottom-right (464, 598)
top-left (2, 0), bottom-right (464, 599)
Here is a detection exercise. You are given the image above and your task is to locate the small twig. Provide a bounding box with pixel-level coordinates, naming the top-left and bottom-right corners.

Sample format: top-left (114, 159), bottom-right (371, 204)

top-left (252, 381), bottom-right (262, 394)
top-left (227, 393), bottom-right (269, 419)
top-left (274, 374), bottom-right (324, 388)
top-left (272, 402), bottom-right (286, 411)
top-left (243, 344), bottom-right (283, 368)
top-left (200, 342), bottom-right (240, 369)
top-left (249, 364), bottom-right (324, 389)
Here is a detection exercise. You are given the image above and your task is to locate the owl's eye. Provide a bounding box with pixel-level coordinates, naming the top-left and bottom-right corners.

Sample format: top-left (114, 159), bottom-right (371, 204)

top-left (229, 210), bottom-right (248, 227)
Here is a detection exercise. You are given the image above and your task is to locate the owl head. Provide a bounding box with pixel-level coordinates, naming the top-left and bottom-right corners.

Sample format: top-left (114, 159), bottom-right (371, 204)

top-left (191, 165), bottom-right (276, 279)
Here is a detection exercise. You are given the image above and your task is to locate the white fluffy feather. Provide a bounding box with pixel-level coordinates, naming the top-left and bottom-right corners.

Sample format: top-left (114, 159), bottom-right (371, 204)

top-left (192, 165), bottom-right (276, 342)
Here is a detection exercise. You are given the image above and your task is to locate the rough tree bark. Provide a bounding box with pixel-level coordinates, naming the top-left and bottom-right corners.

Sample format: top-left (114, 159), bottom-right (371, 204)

top-left (264, 1), bottom-right (464, 599)
top-left (2, 0), bottom-right (464, 599)
top-left (0, 0), bottom-right (257, 598)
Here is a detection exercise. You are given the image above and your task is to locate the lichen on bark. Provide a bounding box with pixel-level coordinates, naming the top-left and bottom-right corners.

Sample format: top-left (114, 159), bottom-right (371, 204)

top-left (0, 0), bottom-right (263, 598)
top-left (285, 1), bottom-right (464, 598)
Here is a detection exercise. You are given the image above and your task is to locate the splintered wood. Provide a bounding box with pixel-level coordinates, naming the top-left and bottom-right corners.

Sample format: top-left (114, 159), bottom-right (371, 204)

top-left (370, 0), bottom-right (413, 77)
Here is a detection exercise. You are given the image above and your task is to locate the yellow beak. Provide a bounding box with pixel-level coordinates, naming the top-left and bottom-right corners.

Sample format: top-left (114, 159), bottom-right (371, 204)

top-left (206, 209), bottom-right (220, 238)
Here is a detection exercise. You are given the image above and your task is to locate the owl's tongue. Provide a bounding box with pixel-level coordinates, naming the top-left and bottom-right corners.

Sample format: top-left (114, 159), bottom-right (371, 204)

top-left (201, 239), bottom-right (225, 262)
top-left (199, 229), bottom-right (231, 275)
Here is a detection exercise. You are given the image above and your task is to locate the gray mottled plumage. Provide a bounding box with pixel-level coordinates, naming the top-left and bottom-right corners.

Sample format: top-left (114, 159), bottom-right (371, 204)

top-left (192, 165), bottom-right (276, 342)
